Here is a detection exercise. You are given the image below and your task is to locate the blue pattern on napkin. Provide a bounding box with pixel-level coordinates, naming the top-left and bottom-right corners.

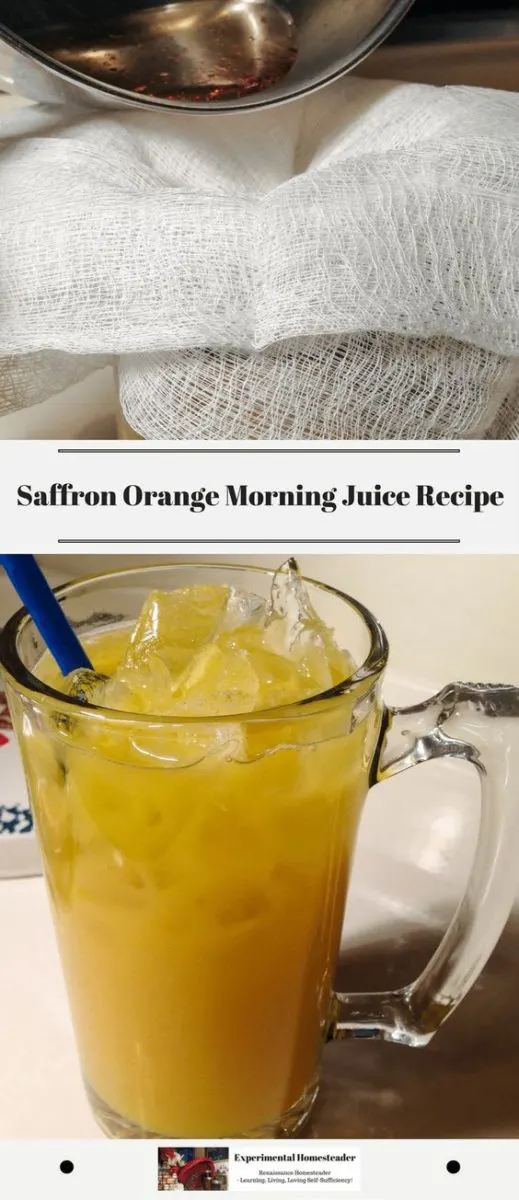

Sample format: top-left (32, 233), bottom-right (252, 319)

top-left (0, 804), bottom-right (34, 835)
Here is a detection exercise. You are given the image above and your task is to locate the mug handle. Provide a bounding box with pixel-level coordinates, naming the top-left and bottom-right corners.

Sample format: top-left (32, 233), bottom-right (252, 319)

top-left (329, 682), bottom-right (519, 1046)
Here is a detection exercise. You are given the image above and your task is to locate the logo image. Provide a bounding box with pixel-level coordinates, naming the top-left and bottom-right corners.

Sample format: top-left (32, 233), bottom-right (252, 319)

top-left (158, 1148), bottom-right (229, 1192)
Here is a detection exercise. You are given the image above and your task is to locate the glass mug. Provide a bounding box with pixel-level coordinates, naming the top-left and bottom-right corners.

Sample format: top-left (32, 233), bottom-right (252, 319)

top-left (1, 562), bottom-right (519, 1140)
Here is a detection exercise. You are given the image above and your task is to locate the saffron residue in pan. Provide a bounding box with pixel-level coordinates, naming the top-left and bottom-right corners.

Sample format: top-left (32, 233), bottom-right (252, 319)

top-left (130, 47), bottom-right (297, 101)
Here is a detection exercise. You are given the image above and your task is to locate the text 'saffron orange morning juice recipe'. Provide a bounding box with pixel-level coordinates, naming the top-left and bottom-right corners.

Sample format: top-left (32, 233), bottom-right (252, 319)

top-left (10, 561), bottom-right (382, 1139)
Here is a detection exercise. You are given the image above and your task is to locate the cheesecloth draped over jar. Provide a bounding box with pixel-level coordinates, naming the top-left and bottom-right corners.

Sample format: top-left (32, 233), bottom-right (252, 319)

top-left (0, 69), bottom-right (518, 439)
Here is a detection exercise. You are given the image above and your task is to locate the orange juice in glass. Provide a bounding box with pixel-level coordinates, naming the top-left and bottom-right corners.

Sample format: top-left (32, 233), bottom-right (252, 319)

top-left (2, 561), bottom-right (518, 1139)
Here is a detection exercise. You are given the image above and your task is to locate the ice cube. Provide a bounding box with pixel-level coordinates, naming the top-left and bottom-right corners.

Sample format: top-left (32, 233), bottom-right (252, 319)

top-left (110, 584), bottom-right (266, 716)
top-left (103, 654), bottom-right (174, 715)
top-left (124, 585), bottom-right (230, 677)
top-left (54, 666), bottom-right (108, 737)
top-left (265, 558), bottom-right (314, 650)
top-left (64, 667), bottom-right (108, 707)
top-left (169, 643), bottom-right (260, 716)
top-left (219, 586), bottom-right (266, 633)
top-left (264, 558), bottom-right (355, 690)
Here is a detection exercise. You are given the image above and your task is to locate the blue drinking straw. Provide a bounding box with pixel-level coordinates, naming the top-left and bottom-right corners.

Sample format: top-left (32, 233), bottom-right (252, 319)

top-left (0, 554), bottom-right (93, 676)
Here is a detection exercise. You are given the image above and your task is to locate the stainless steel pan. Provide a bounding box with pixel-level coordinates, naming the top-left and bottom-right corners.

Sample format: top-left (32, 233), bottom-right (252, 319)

top-left (0, 0), bottom-right (414, 112)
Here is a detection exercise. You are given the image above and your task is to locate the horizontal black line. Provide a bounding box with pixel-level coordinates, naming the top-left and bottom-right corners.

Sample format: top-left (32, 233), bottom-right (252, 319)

top-left (58, 538), bottom-right (461, 545)
top-left (58, 448), bottom-right (461, 455)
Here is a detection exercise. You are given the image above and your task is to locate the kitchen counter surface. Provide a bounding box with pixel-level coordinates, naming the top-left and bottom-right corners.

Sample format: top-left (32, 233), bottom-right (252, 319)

top-left (358, 4), bottom-right (519, 89)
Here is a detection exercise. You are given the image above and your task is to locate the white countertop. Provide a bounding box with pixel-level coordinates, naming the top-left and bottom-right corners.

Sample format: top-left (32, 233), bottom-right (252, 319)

top-left (0, 367), bottom-right (118, 440)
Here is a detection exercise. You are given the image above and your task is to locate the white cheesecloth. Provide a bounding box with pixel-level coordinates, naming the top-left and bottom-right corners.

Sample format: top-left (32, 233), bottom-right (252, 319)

top-left (0, 66), bottom-right (518, 438)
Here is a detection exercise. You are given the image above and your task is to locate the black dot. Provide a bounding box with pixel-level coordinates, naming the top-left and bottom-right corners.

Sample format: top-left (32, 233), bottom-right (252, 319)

top-left (60, 1161), bottom-right (75, 1175)
top-left (446, 1161), bottom-right (461, 1175)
